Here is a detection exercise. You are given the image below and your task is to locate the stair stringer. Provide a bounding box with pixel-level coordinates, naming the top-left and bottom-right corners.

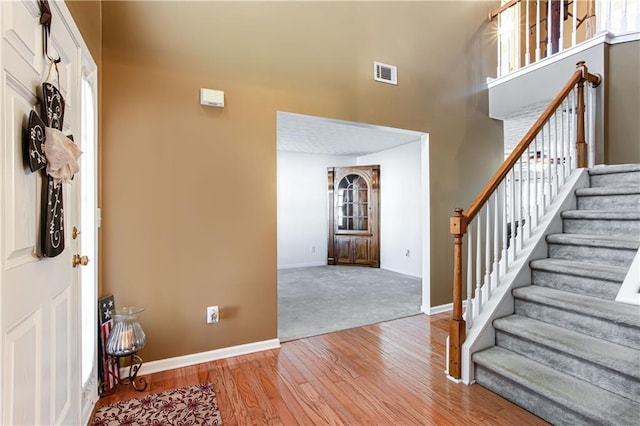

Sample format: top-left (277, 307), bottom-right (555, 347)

top-left (617, 248), bottom-right (640, 305)
top-left (460, 169), bottom-right (590, 384)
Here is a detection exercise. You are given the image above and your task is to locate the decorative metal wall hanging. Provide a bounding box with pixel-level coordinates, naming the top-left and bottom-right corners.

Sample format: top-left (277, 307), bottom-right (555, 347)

top-left (22, 0), bottom-right (80, 258)
top-left (40, 82), bottom-right (67, 258)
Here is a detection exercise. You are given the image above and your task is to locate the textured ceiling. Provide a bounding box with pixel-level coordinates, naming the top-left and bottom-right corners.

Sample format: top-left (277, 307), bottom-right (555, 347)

top-left (277, 112), bottom-right (424, 156)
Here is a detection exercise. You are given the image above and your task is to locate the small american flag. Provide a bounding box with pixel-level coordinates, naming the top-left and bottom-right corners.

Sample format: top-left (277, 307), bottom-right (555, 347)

top-left (98, 295), bottom-right (119, 393)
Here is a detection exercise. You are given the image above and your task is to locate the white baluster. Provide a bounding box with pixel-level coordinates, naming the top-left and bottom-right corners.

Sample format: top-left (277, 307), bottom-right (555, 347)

top-left (485, 202), bottom-right (491, 301)
top-left (533, 134), bottom-right (540, 226)
top-left (588, 83), bottom-right (597, 167)
top-left (541, 124), bottom-right (547, 209)
top-left (568, 89), bottom-right (573, 171)
top-left (526, 146), bottom-right (533, 238)
top-left (553, 109), bottom-right (559, 197)
top-left (561, 98), bottom-right (566, 180)
top-left (547, 122), bottom-right (553, 207)
top-left (517, 157), bottom-right (524, 250)
top-left (476, 216), bottom-right (483, 314)
top-left (622, 0), bottom-right (629, 32)
top-left (509, 169), bottom-right (517, 261)
top-left (571, 88), bottom-right (577, 170)
top-left (526, 0), bottom-right (531, 66)
top-left (493, 189), bottom-right (500, 288)
top-left (502, 182), bottom-right (509, 274)
top-left (536, 0), bottom-right (542, 61)
top-left (466, 231), bottom-right (473, 328)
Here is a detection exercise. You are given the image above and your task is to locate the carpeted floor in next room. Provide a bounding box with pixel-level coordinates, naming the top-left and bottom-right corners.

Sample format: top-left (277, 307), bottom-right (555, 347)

top-left (278, 265), bottom-right (423, 341)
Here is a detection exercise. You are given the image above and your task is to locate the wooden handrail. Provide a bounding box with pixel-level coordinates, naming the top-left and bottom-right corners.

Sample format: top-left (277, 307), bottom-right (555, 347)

top-left (465, 62), bottom-right (600, 224)
top-left (488, 0), bottom-right (522, 21)
top-left (447, 61), bottom-right (601, 380)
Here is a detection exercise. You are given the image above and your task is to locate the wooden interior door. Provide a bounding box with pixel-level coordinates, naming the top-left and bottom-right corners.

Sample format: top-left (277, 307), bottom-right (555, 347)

top-left (328, 165), bottom-right (380, 267)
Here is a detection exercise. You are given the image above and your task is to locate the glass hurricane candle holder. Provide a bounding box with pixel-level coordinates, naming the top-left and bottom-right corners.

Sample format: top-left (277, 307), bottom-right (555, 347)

top-left (105, 306), bottom-right (147, 391)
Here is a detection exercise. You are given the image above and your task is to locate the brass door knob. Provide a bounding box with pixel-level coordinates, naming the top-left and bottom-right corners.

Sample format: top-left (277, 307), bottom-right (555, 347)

top-left (72, 226), bottom-right (81, 240)
top-left (72, 254), bottom-right (89, 268)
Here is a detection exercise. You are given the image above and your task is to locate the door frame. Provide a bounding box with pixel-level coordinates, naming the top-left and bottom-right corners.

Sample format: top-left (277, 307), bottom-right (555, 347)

top-left (275, 112), bottom-right (432, 322)
top-left (79, 57), bottom-right (99, 426)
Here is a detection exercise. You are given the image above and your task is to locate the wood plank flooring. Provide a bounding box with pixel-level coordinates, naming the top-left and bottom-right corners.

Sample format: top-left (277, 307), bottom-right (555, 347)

top-left (93, 313), bottom-right (549, 425)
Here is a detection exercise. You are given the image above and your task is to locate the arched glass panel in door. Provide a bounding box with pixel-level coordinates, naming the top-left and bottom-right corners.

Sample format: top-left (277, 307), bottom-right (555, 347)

top-left (337, 174), bottom-right (368, 231)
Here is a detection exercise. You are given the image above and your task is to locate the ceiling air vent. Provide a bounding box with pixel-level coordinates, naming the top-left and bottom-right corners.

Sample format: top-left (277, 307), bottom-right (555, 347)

top-left (374, 61), bottom-right (397, 85)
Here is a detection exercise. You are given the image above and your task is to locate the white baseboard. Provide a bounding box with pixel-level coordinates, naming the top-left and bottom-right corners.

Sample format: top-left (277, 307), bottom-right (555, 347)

top-left (120, 338), bottom-right (281, 378)
top-left (381, 265), bottom-right (422, 279)
top-left (422, 302), bottom-right (453, 315)
top-left (422, 300), bottom-right (471, 315)
top-left (277, 261), bottom-right (325, 269)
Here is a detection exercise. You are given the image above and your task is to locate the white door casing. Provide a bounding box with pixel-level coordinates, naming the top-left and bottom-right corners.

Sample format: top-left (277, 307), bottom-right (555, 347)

top-left (79, 67), bottom-right (99, 425)
top-left (0, 1), bottom-right (97, 424)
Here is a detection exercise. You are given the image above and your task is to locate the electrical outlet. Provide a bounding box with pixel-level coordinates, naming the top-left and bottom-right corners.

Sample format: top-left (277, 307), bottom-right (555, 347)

top-left (207, 306), bottom-right (219, 324)
top-left (311, 245), bottom-right (316, 253)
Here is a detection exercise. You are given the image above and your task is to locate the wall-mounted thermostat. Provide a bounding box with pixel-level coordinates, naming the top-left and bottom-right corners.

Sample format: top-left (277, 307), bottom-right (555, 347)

top-left (200, 88), bottom-right (224, 107)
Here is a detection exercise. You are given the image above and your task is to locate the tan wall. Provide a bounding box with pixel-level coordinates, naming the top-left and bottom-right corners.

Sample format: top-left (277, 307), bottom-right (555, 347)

top-left (606, 41), bottom-right (640, 164)
top-left (102, 1), bottom-right (503, 362)
top-left (65, 0), bottom-right (101, 67)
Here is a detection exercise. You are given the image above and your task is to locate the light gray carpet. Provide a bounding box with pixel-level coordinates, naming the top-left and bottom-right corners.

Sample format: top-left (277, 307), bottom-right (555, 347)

top-left (278, 265), bottom-right (422, 342)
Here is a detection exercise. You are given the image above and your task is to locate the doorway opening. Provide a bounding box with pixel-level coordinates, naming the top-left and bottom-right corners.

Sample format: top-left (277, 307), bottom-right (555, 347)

top-left (276, 111), bottom-right (430, 341)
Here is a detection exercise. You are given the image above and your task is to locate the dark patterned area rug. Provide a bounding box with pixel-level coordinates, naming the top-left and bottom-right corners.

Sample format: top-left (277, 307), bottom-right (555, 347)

top-left (92, 383), bottom-right (222, 425)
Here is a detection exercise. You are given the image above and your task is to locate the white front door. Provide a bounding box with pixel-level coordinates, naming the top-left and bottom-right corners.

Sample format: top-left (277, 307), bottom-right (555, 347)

top-left (0, 1), bottom-right (97, 424)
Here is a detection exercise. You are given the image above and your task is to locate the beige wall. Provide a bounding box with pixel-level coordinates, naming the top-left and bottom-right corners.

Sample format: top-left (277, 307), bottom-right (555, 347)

top-left (65, 0), bottom-right (101, 67)
top-left (101, 1), bottom-right (502, 362)
top-left (606, 40), bottom-right (640, 164)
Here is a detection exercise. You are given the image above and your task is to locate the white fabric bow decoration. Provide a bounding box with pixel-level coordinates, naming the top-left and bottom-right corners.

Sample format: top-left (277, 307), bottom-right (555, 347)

top-left (44, 126), bottom-right (81, 184)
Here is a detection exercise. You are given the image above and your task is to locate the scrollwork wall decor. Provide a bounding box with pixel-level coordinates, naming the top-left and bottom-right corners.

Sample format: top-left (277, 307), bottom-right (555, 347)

top-left (22, 1), bottom-right (80, 258)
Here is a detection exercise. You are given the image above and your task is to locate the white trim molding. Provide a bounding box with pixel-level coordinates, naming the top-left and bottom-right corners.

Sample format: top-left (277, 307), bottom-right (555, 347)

top-left (616, 249), bottom-right (640, 305)
top-left (278, 262), bottom-right (325, 270)
top-left (121, 338), bottom-right (281, 378)
top-left (423, 301), bottom-right (470, 316)
top-left (488, 30), bottom-right (640, 89)
top-left (423, 303), bottom-right (452, 315)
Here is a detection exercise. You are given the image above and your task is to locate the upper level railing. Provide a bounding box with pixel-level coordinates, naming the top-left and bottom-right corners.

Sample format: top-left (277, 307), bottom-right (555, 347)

top-left (447, 62), bottom-right (601, 379)
top-left (491, 0), bottom-right (640, 78)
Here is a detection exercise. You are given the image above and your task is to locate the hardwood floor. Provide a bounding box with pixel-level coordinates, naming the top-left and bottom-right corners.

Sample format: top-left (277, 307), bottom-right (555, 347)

top-left (93, 313), bottom-right (548, 425)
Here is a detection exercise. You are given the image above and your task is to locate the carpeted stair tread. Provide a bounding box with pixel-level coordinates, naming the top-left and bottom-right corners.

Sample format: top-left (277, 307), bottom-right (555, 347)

top-left (473, 347), bottom-right (640, 425)
top-left (512, 286), bottom-right (640, 328)
top-left (493, 315), bottom-right (640, 380)
top-left (588, 164), bottom-right (640, 175)
top-left (561, 210), bottom-right (640, 220)
top-left (530, 258), bottom-right (627, 282)
top-left (575, 186), bottom-right (640, 196)
top-left (546, 233), bottom-right (640, 249)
